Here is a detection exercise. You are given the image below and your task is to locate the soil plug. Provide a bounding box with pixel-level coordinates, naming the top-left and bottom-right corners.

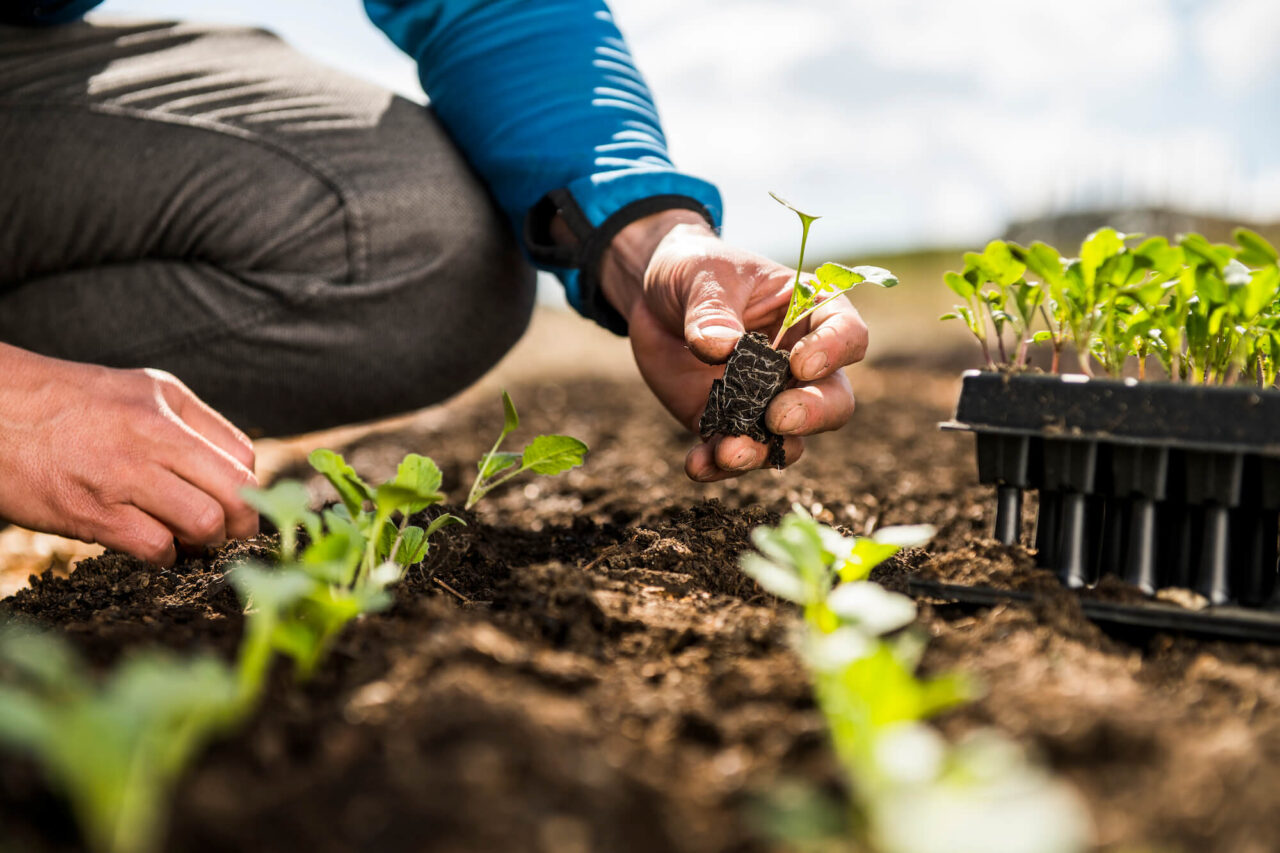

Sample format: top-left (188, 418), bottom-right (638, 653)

top-left (699, 193), bottom-right (896, 467)
top-left (700, 332), bottom-right (791, 467)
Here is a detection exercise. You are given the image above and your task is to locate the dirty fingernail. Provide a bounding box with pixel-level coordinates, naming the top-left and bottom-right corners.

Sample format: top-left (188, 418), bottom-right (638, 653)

top-left (777, 405), bottom-right (806, 433)
top-left (801, 351), bottom-right (829, 378)
top-left (727, 448), bottom-right (761, 470)
top-left (700, 324), bottom-right (741, 342)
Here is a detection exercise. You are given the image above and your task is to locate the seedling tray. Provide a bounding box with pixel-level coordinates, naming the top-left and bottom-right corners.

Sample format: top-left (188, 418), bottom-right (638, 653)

top-left (941, 370), bottom-right (1280, 635)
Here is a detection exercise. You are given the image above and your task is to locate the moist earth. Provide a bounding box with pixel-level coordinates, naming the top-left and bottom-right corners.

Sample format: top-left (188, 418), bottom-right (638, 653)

top-left (2, 367), bottom-right (1278, 853)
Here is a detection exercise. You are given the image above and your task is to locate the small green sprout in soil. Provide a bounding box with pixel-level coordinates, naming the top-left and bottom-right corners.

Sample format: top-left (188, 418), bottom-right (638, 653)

top-left (465, 390), bottom-right (588, 510)
top-left (700, 194), bottom-right (898, 466)
top-left (741, 508), bottom-right (1090, 853)
top-left (0, 625), bottom-right (239, 853)
top-left (942, 227), bottom-right (1280, 384)
top-left (235, 448), bottom-right (463, 695)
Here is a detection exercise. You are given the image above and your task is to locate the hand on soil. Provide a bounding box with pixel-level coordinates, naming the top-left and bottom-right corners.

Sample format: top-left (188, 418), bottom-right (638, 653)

top-left (611, 219), bottom-right (868, 481)
top-left (0, 347), bottom-right (258, 565)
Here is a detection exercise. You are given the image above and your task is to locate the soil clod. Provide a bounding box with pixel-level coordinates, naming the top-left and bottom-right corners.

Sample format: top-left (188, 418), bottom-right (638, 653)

top-left (699, 332), bottom-right (791, 468)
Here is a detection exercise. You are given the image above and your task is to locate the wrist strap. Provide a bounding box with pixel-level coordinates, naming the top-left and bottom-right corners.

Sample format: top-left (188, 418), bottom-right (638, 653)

top-left (524, 189), bottom-right (716, 336)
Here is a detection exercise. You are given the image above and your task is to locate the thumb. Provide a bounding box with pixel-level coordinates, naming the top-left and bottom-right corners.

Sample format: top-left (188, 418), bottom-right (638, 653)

top-left (683, 274), bottom-right (753, 364)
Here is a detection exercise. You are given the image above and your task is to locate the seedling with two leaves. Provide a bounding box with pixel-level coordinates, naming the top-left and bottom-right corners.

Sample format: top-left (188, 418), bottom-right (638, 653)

top-left (466, 390), bottom-right (588, 510)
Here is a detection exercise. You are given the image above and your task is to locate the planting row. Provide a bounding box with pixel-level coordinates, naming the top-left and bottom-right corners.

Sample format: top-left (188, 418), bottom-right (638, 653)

top-left (0, 393), bottom-right (587, 853)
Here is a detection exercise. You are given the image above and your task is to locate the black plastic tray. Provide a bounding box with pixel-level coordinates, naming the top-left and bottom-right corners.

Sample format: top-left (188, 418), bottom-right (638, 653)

top-left (942, 371), bottom-right (1280, 614)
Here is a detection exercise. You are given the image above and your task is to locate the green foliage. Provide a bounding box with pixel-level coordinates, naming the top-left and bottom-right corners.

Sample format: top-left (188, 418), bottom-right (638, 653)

top-left (466, 391), bottom-right (588, 509)
top-left (771, 192), bottom-right (898, 348)
top-left (0, 625), bottom-right (239, 853)
top-left (740, 509), bottom-right (1089, 853)
top-left (941, 228), bottom-right (1280, 384)
top-left (233, 448), bottom-right (463, 695)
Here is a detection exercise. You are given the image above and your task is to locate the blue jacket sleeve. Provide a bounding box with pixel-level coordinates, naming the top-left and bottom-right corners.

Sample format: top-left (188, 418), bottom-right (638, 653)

top-left (363, 0), bottom-right (723, 332)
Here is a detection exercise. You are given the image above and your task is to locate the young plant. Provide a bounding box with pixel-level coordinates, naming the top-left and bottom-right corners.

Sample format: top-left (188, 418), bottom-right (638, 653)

top-left (944, 227), bottom-right (1280, 386)
top-left (234, 449), bottom-right (465, 689)
top-left (0, 625), bottom-right (239, 853)
top-left (741, 508), bottom-right (1089, 853)
top-left (770, 192), bottom-right (898, 349)
top-left (466, 390), bottom-right (588, 510)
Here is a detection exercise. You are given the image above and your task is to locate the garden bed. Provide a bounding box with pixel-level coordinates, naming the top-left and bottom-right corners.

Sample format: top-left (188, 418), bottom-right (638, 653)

top-left (2, 366), bottom-right (1279, 852)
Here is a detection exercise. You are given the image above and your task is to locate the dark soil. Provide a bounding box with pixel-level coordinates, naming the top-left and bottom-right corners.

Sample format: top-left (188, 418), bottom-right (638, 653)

top-left (2, 366), bottom-right (1279, 853)
top-left (699, 331), bottom-right (791, 468)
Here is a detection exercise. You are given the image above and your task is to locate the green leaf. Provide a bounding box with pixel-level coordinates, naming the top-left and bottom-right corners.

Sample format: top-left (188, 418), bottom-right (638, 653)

top-left (478, 451), bottom-right (521, 480)
top-left (1019, 241), bottom-right (1065, 286)
top-left (769, 191), bottom-right (820, 228)
top-left (944, 271), bottom-right (975, 300)
top-left (424, 513), bottom-right (466, 538)
top-left (394, 526), bottom-right (429, 566)
top-left (1133, 236), bottom-right (1183, 278)
top-left (818, 262), bottom-right (898, 291)
top-left (308, 449), bottom-right (373, 517)
top-left (980, 240), bottom-right (1026, 286)
top-left (0, 685), bottom-right (53, 749)
top-left (1080, 228), bottom-right (1125, 285)
top-left (1180, 233), bottom-right (1234, 272)
top-left (0, 624), bottom-right (79, 689)
top-left (390, 453), bottom-right (444, 514)
top-left (500, 390), bottom-right (520, 441)
top-left (521, 435), bottom-right (589, 476)
top-left (826, 582), bottom-right (917, 636)
top-left (240, 481), bottom-right (312, 540)
top-left (229, 563), bottom-right (315, 612)
top-left (1235, 227), bottom-right (1279, 266)
top-left (740, 553), bottom-right (808, 603)
top-left (373, 483), bottom-right (430, 519)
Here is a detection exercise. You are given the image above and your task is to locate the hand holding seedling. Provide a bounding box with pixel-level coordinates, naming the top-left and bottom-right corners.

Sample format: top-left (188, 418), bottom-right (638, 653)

top-left (0, 345), bottom-right (258, 565)
top-left (599, 208), bottom-right (871, 482)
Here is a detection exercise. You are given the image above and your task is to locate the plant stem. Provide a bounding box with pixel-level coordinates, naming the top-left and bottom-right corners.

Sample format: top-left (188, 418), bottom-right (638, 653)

top-left (386, 513), bottom-right (410, 565)
top-left (773, 214), bottom-right (816, 350)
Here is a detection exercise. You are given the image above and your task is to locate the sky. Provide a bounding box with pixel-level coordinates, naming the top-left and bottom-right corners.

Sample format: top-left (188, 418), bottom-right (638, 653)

top-left (102, 0), bottom-right (1280, 262)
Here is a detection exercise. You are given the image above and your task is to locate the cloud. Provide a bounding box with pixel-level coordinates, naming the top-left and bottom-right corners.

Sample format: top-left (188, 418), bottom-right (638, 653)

top-left (103, 0), bottom-right (1280, 256)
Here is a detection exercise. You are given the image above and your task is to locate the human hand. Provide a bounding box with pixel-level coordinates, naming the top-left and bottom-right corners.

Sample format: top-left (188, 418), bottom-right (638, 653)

top-left (0, 346), bottom-right (259, 565)
top-left (600, 210), bottom-right (869, 481)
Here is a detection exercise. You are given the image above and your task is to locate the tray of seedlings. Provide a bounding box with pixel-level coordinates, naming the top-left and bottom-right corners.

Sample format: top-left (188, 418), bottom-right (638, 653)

top-left (936, 227), bottom-right (1280, 642)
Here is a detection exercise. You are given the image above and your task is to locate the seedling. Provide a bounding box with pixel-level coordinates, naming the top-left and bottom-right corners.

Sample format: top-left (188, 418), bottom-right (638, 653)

top-left (700, 195), bottom-right (898, 464)
top-left (769, 192), bottom-right (898, 349)
top-left (466, 390), bottom-right (588, 510)
top-left (0, 625), bottom-right (239, 853)
top-left (741, 508), bottom-right (1089, 853)
top-left (943, 227), bottom-right (1280, 384)
top-left (235, 449), bottom-right (464, 689)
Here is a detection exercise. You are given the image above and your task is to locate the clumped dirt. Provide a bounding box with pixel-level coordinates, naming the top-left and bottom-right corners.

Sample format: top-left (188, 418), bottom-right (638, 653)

top-left (2, 366), bottom-right (1279, 853)
top-left (699, 331), bottom-right (791, 468)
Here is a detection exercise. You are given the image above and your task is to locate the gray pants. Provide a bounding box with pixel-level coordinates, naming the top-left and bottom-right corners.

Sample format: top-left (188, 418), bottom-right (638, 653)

top-left (0, 19), bottom-right (536, 436)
